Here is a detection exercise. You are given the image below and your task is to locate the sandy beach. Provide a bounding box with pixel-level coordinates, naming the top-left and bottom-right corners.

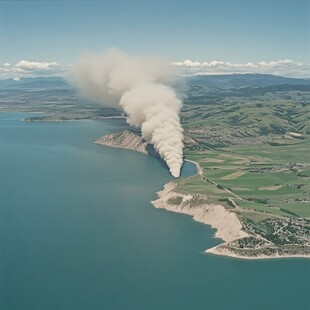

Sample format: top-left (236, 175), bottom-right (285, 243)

top-left (206, 246), bottom-right (310, 260)
top-left (184, 159), bottom-right (204, 175)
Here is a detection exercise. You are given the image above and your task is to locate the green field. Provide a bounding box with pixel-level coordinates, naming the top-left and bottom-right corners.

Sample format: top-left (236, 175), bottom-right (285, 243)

top-left (181, 138), bottom-right (310, 219)
top-left (181, 86), bottom-right (310, 221)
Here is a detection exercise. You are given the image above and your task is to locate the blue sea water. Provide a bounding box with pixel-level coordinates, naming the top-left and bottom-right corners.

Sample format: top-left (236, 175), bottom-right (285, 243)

top-left (0, 113), bottom-right (309, 310)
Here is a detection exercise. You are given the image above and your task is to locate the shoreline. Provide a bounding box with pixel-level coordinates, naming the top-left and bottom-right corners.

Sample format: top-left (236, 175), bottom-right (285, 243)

top-left (94, 132), bottom-right (310, 260)
top-left (206, 246), bottom-right (310, 260)
top-left (151, 182), bottom-right (248, 244)
top-left (152, 159), bottom-right (310, 260)
top-left (184, 159), bottom-right (203, 175)
top-left (151, 181), bottom-right (249, 253)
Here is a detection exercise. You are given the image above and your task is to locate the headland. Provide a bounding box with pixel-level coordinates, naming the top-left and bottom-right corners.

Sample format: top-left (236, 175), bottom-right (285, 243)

top-left (95, 130), bottom-right (310, 260)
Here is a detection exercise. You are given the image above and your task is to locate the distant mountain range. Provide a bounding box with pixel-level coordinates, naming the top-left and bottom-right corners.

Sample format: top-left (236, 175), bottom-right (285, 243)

top-left (0, 77), bottom-right (70, 90)
top-left (1, 74), bottom-right (309, 91)
top-left (186, 73), bottom-right (310, 89)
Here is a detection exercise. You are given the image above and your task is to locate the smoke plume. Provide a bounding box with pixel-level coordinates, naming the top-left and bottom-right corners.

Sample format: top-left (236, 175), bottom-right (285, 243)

top-left (73, 49), bottom-right (184, 177)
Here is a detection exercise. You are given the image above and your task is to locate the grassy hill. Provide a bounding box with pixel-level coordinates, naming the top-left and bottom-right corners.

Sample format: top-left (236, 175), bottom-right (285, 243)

top-left (178, 74), bottom-right (310, 255)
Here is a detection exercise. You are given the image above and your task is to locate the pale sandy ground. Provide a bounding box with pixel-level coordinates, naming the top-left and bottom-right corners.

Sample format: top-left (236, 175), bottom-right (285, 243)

top-left (221, 171), bottom-right (247, 180)
top-left (95, 131), bottom-right (148, 154)
top-left (288, 131), bottom-right (303, 137)
top-left (206, 246), bottom-right (310, 260)
top-left (151, 181), bottom-right (248, 245)
top-left (259, 185), bottom-right (283, 191)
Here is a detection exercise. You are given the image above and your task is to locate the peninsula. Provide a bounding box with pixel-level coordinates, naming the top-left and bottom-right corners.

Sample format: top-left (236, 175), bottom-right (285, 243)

top-left (95, 130), bottom-right (310, 260)
top-left (95, 130), bottom-right (148, 154)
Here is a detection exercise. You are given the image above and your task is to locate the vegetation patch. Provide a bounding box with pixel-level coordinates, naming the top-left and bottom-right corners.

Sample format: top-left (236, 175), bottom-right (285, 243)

top-left (167, 196), bottom-right (183, 205)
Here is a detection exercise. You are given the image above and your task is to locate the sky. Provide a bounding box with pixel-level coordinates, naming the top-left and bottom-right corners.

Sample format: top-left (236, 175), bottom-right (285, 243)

top-left (0, 0), bottom-right (309, 78)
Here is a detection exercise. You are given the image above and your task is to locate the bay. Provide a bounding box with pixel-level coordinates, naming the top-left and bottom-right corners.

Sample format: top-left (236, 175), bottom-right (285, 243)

top-left (0, 113), bottom-right (309, 310)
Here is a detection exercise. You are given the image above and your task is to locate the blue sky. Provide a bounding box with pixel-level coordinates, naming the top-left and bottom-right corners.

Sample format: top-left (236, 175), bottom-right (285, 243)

top-left (0, 0), bottom-right (309, 77)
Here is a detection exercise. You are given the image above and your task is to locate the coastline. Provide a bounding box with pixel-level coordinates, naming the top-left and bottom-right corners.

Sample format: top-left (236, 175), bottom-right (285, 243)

top-left (94, 132), bottom-right (310, 260)
top-left (151, 181), bottom-right (248, 243)
top-left (206, 246), bottom-right (310, 260)
top-left (95, 130), bottom-right (148, 154)
top-left (152, 160), bottom-right (310, 260)
top-left (151, 180), bottom-right (250, 257)
top-left (184, 159), bottom-right (203, 175)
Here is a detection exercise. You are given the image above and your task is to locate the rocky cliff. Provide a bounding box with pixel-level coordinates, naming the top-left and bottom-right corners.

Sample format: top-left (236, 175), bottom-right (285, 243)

top-left (95, 130), bottom-right (148, 154)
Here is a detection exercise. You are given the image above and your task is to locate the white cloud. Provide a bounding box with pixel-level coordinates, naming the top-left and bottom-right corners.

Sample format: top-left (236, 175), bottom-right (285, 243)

top-left (173, 59), bottom-right (310, 78)
top-left (15, 60), bottom-right (59, 70)
top-left (1, 63), bottom-right (11, 73)
top-left (183, 59), bottom-right (202, 67)
top-left (0, 58), bottom-right (309, 80)
top-left (0, 60), bottom-right (69, 79)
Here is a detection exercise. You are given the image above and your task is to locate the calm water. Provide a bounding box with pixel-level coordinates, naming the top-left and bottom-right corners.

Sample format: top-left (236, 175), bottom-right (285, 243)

top-left (0, 113), bottom-right (309, 310)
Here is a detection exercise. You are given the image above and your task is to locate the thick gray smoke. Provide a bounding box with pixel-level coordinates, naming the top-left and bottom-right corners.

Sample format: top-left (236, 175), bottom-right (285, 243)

top-left (73, 49), bottom-right (184, 177)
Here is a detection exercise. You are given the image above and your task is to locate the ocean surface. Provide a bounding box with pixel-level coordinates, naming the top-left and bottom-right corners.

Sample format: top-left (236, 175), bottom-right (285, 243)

top-left (0, 112), bottom-right (309, 310)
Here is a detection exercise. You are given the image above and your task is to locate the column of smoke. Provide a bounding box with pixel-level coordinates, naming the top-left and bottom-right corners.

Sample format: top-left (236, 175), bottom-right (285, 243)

top-left (72, 49), bottom-right (184, 177)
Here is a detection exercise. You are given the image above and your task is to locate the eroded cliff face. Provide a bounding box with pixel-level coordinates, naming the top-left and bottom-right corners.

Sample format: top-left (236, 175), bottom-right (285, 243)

top-left (96, 130), bottom-right (196, 154)
top-left (152, 182), bottom-right (248, 244)
top-left (95, 130), bottom-right (148, 154)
